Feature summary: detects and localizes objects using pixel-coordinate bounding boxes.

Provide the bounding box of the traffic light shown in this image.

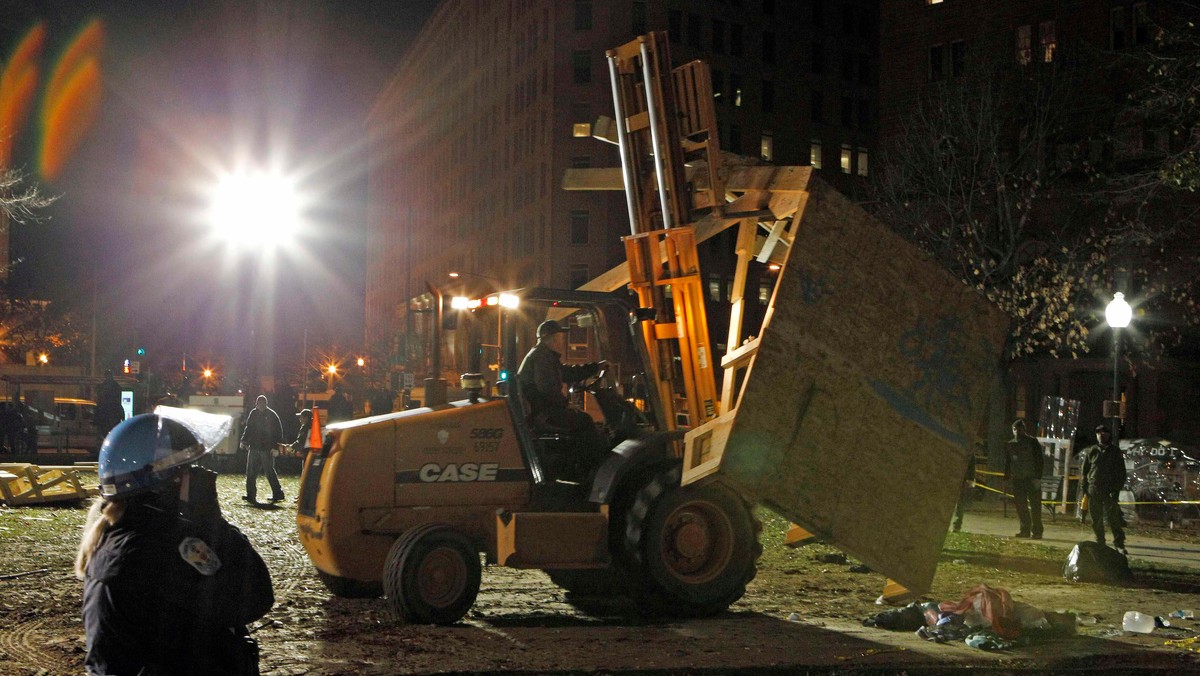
[123,359,131,374]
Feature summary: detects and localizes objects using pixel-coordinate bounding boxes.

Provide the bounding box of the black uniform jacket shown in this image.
[82,503,274,675]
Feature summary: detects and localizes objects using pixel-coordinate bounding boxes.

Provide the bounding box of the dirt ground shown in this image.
[2,473,1200,675]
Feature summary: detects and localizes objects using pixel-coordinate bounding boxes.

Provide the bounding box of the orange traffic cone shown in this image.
[307,406,323,449]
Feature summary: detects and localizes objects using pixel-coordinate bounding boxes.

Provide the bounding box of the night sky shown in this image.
[0,0,440,383]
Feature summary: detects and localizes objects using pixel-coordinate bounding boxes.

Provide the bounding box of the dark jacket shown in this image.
[517,343,599,412]
[1080,442,1127,495]
[240,407,283,452]
[1004,434,1044,481]
[82,503,274,675]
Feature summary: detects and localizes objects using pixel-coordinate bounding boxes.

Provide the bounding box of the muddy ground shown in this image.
[2,473,1199,675]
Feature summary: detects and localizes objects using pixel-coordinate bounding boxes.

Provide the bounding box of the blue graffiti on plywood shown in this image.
[869,315,977,446]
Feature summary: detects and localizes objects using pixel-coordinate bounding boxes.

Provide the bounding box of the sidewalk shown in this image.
[958,506,1200,570]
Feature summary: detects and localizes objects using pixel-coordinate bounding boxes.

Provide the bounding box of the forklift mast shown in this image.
[605,32,723,437]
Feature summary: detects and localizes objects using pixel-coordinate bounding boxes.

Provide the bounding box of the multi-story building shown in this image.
[364,0,879,380]
[878,0,1200,446]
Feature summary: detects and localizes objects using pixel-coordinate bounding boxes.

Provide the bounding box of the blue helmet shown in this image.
[98,413,207,498]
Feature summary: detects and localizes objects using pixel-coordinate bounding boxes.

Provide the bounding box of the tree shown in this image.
[870,38,1194,360]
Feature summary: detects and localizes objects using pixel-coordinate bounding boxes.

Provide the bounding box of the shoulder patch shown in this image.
[178,536,222,576]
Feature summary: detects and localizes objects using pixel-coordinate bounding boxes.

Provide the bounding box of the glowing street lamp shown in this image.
[326,363,338,391]
[1105,292,1132,438]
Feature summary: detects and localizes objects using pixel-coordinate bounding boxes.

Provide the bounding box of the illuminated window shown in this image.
[810,139,823,169]
[758,282,771,304]
[1016,25,1032,65]
[840,144,852,174]
[927,0,944,4]
[731,72,743,107]
[856,147,869,176]
[708,274,722,302]
[1040,20,1056,63]
[761,132,774,162]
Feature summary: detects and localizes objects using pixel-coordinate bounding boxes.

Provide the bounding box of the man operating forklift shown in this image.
[517,320,609,475]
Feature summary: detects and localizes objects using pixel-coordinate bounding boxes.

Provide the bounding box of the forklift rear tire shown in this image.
[626,466,760,617]
[383,523,481,625]
[316,569,383,599]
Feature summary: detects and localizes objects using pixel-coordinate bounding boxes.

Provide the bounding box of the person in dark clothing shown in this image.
[517,320,609,472]
[1,400,21,452]
[291,408,314,454]
[239,395,285,504]
[95,369,126,441]
[1079,423,1128,554]
[1004,419,1045,539]
[518,321,604,430]
[326,389,353,423]
[76,409,273,676]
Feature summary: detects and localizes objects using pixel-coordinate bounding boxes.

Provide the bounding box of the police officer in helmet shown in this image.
[76,407,274,675]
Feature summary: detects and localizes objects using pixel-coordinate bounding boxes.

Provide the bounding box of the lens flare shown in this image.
[0,22,47,168]
[39,18,104,181]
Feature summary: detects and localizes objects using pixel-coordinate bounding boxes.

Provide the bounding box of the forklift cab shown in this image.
[477,288,661,481]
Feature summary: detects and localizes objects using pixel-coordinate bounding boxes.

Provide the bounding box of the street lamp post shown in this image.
[1105,292,1132,439]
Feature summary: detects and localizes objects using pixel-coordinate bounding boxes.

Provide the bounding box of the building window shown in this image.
[840,144,852,174]
[951,40,966,77]
[758,282,771,304]
[811,44,824,74]
[762,31,776,63]
[857,99,870,130]
[929,44,944,81]
[713,20,726,53]
[1016,25,1032,65]
[811,91,824,123]
[572,51,591,84]
[840,96,853,127]
[761,79,775,112]
[731,24,744,57]
[1039,20,1056,63]
[1111,7,1127,49]
[856,147,869,176]
[927,0,944,4]
[730,72,743,107]
[574,0,592,30]
[669,9,682,40]
[569,264,589,289]
[707,274,722,302]
[570,210,589,244]
[810,139,823,169]
[761,131,774,162]
[687,13,702,47]
[1133,3,1151,45]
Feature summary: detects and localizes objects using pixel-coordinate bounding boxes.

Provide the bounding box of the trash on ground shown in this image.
[1063,541,1133,583]
[863,584,1076,649]
[1165,636,1200,653]
[1169,609,1194,619]
[1122,611,1156,634]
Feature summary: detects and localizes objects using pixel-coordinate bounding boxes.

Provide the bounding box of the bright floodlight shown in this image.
[210,170,301,247]
[1106,292,1132,328]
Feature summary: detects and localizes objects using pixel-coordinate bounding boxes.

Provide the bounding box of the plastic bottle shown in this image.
[1122,611,1156,633]
[1170,609,1195,619]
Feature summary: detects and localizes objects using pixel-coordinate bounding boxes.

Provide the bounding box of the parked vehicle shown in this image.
[35,397,99,451]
